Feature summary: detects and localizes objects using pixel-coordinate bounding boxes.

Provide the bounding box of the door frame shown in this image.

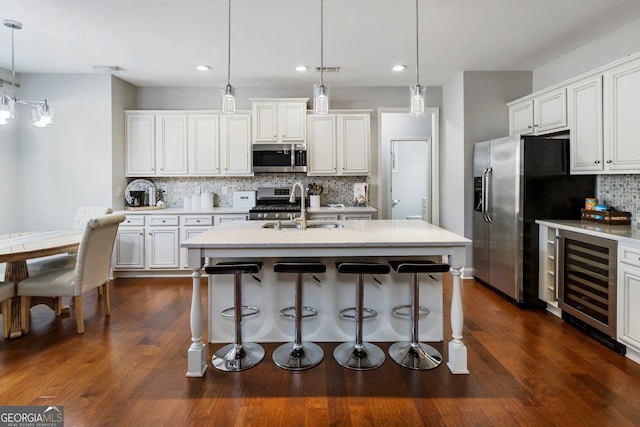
[377,107,440,224]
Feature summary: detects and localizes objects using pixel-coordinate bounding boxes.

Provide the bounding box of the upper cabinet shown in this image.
[251,98,308,144]
[307,113,370,176]
[508,88,567,136]
[568,75,604,173]
[125,111,252,177]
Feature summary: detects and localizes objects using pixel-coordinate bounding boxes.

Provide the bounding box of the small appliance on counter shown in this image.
[233,191,256,209]
[353,183,367,206]
[124,178,165,210]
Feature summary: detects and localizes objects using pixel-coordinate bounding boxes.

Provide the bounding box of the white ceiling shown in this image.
[2,0,640,88]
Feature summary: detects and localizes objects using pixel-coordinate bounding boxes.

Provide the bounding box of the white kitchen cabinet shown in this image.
[214,213,248,224]
[568,75,604,173]
[155,114,188,176]
[113,215,145,270]
[180,215,213,269]
[307,115,337,175]
[220,114,253,176]
[603,58,640,173]
[538,224,561,317]
[618,243,640,364]
[508,88,567,136]
[307,113,370,176]
[145,215,180,269]
[126,114,156,176]
[251,99,308,144]
[189,115,220,175]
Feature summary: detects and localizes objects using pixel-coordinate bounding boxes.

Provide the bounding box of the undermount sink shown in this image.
[261,220,346,230]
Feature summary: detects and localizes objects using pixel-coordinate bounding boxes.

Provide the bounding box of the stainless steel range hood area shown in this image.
[252,144,307,173]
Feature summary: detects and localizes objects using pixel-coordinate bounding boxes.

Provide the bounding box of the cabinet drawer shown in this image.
[619,244,640,268]
[122,215,145,226]
[147,215,180,226]
[183,215,214,226]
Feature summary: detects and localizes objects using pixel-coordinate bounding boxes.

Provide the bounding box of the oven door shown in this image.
[557,229,617,337]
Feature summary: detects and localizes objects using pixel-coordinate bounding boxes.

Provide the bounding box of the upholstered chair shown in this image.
[1,281,15,338]
[18,214,125,334]
[27,207,113,275]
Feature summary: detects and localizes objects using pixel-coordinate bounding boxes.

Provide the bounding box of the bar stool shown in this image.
[272,261,326,370]
[334,261,390,370]
[388,260,450,370]
[205,261,264,372]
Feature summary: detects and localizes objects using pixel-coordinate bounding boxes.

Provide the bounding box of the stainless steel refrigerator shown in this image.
[472,135,595,304]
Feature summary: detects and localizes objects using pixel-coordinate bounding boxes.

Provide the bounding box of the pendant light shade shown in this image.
[221,0,236,114]
[410,0,426,117]
[313,0,329,114]
[1,20,53,127]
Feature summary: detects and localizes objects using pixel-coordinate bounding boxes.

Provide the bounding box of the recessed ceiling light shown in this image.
[392,64,407,72]
[93,65,124,74]
[295,65,309,72]
[196,65,211,71]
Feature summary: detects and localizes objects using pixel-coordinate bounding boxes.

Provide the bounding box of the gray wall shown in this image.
[111,76,138,210]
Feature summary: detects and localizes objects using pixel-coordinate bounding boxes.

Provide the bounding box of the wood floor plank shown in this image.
[2,276,640,426]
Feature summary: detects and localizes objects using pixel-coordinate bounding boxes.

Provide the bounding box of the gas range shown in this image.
[248,187,305,220]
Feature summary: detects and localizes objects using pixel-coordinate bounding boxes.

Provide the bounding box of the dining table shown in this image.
[0,230,83,338]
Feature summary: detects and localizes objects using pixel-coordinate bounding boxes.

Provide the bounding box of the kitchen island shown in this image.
[182,219,471,376]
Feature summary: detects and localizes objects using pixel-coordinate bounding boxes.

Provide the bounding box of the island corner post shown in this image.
[182,220,470,377]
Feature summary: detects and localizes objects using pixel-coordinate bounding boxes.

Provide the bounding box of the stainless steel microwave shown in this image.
[252,144,307,173]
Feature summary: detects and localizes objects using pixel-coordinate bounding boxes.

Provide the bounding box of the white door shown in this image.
[391,139,431,220]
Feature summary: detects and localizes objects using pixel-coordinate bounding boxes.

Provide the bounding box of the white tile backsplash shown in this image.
[143,175,370,208]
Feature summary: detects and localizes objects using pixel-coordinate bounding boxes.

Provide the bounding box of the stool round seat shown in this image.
[334,261,390,370]
[205,262,264,372]
[388,260,450,370]
[272,261,326,371]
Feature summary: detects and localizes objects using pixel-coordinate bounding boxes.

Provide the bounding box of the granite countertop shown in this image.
[536,219,640,245]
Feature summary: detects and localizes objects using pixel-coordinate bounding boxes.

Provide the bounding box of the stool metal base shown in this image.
[389,341,442,370]
[212,342,265,372]
[333,341,385,370]
[272,342,324,371]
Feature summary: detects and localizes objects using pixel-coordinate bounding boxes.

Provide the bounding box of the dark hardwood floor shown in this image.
[1,274,639,426]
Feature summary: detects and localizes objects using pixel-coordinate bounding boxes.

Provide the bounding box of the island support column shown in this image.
[186,267,207,377]
[447,261,469,374]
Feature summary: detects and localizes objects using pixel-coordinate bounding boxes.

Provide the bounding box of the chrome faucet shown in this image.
[289,181,307,230]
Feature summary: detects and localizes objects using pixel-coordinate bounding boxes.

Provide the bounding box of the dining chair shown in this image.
[18,213,125,334]
[27,207,114,275]
[1,281,16,338]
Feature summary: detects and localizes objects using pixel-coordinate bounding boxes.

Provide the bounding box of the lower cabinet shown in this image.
[308,212,374,221]
[113,216,145,270]
[618,243,640,363]
[180,215,214,269]
[538,224,561,317]
[146,215,180,269]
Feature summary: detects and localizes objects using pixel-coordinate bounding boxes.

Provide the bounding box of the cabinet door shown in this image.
[509,100,534,135]
[189,115,220,175]
[280,102,306,142]
[252,102,278,142]
[338,114,370,175]
[605,60,640,172]
[535,89,567,134]
[180,226,211,268]
[618,264,640,349]
[126,114,156,176]
[221,115,253,176]
[568,75,604,173]
[113,227,145,269]
[307,115,337,175]
[156,114,188,176]
[146,226,180,269]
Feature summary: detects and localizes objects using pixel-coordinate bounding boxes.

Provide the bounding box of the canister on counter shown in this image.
[585,198,598,210]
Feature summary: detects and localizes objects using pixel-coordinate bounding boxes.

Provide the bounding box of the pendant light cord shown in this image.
[11,25,17,99]
[320,0,324,87]
[227,0,232,86]
[415,0,420,87]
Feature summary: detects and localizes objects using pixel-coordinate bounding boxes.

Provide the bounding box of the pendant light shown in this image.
[0,20,53,127]
[313,0,329,114]
[410,0,425,117]
[221,0,236,114]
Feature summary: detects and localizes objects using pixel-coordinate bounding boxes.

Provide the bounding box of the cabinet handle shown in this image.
[527,125,532,129]
[196,220,200,223]
[162,220,166,223]
[594,160,600,164]
[534,124,539,127]
[606,160,612,164]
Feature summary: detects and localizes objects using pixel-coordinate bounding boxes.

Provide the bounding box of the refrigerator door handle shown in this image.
[481,168,488,222]
[484,167,493,223]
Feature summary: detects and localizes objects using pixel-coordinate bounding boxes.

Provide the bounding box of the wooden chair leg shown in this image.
[55,297,63,316]
[103,284,111,316]
[97,287,103,296]
[75,295,84,334]
[20,296,30,334]
[2,300,11,339]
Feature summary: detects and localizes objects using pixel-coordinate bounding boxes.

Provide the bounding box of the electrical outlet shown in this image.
[117,186,123,197]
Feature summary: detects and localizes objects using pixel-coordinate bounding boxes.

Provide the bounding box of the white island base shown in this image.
[182,219,471,376]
